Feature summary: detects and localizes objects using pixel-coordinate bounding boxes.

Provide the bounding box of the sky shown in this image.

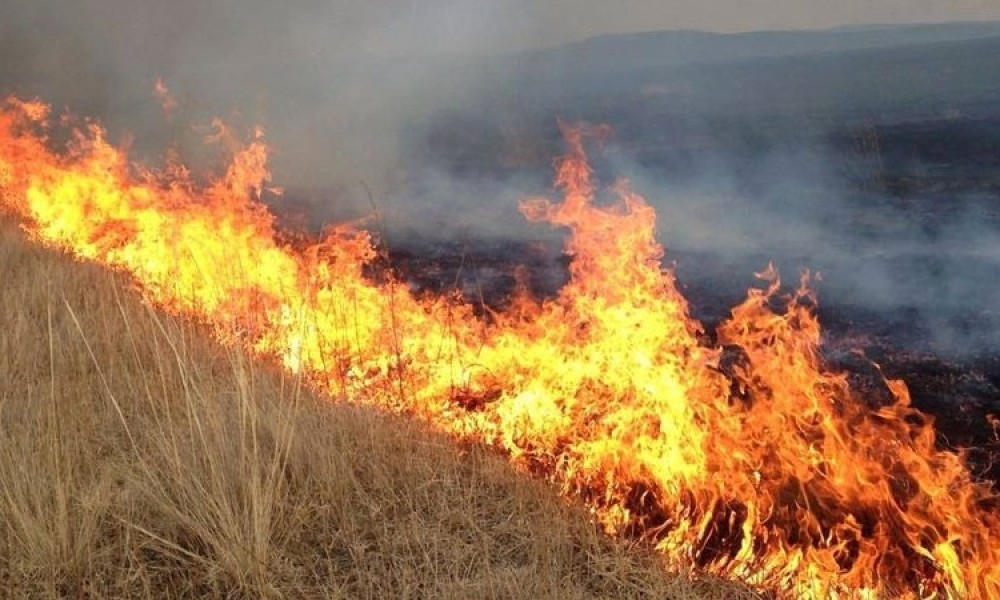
[8,0,1000,64]
[250,0,1000,57]
[218,0,1000,58]
[515,1,1000,48]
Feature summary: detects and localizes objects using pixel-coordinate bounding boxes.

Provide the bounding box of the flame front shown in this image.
[2,99,998,598]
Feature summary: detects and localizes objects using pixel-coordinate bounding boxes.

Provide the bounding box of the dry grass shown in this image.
[0,219,758,599]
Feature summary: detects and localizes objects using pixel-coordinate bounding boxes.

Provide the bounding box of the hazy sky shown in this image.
[347,0,1000,56]
[517,1,1000,45]
[282,0,1000,57]
[7,1,1000,67]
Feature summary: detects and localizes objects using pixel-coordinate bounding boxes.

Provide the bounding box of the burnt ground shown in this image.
[274,109,1000,491]
[389,108,1000,489]
[382,237,1000,489]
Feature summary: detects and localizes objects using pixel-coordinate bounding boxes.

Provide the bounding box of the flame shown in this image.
[153,78,178,120]
[2,98,999,599]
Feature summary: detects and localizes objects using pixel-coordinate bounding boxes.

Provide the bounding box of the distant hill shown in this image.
[478,25,1000,127]
[517,22,1000,71]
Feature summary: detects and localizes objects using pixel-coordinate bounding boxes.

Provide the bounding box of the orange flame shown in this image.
[2,98,998,598]
[153,78,178,120]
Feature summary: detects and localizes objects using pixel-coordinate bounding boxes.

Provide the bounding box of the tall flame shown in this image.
[2,98,998,598]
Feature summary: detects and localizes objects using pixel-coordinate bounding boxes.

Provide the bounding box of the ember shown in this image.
[2,97,998,598]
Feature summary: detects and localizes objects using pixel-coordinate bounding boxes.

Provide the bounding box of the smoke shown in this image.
[4,4,1000,358]
[596,133,1000,359]
[386,25,1000,360]
[0,0,536,212]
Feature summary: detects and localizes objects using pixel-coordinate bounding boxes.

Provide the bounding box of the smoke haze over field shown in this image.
[4,2,1000,357]
[4,0,1000,192]
[0,0,529,197]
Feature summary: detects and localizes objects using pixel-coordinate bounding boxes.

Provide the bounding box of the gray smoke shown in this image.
[0,0,532,210]
[4,3,1000,358]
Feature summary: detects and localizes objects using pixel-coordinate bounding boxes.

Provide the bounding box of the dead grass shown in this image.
[0,219,758,599]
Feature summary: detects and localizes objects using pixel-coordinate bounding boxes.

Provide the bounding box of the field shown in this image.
[4,22,1000,598]
[0,219,756,598]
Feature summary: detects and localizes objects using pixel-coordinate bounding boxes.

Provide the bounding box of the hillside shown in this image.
[514,21,1000,73]
[0,218,756,598]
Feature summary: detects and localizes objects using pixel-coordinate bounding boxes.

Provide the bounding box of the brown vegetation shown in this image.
[0,219,757,599]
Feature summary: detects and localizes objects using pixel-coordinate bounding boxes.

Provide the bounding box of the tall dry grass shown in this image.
[0,219,758,599]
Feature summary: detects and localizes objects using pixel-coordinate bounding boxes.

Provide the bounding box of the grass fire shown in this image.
[2,95,998,599]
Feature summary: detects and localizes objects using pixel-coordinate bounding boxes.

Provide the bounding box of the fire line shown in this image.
[1,97,997,599]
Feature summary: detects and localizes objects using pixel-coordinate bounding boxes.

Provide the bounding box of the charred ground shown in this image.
[370,107,1000,495]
